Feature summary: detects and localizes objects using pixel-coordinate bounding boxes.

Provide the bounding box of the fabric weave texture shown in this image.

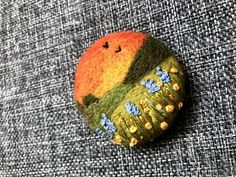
[0,0,235,176]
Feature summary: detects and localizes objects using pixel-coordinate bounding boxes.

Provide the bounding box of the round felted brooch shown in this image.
[74,31,185,147]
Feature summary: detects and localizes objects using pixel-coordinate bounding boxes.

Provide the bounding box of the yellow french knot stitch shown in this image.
[129,138,138,147]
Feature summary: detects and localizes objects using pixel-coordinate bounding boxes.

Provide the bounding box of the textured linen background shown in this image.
[0,0,235,176]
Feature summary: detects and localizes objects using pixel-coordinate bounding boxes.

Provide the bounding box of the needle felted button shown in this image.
[74,31,185,147]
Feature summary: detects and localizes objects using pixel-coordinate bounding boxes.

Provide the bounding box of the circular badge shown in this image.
[74,31,185,147]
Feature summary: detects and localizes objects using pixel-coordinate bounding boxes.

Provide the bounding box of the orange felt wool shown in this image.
[74,31,147,105]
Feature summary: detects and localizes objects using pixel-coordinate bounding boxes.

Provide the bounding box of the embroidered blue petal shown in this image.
[149,85,160,93]
[149,88,156,94]
[160,72,170,83]
[95,128,113,140]
[156,71,163,76]
[100,113,116,134]
[107,123,116,134]
[101,117,107,126]
[101,113,107,118]
[141,79,160,94]
[95,128,106,138]
[140,80,146,85]
[156,66,171,83]
[146,81,152,88]
[125,102,141,116]
[156,66,161,71]
[125,103,132,114]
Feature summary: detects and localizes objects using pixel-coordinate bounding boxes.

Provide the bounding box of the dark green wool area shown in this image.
[83,93,99,107]
[123,36,173,84]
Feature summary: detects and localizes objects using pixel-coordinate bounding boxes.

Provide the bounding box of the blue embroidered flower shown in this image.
[95,128,109,138]
[156,66,170,83]
[160,72,170,83]
[140,80,160,93]
[100,113,116,134]
[125,102,141,116]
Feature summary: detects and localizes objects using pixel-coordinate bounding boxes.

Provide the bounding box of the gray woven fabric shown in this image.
[0,0,235,176]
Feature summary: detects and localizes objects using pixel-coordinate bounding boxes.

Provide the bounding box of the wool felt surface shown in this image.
[74,31,186,147]
[0,0,235,176]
